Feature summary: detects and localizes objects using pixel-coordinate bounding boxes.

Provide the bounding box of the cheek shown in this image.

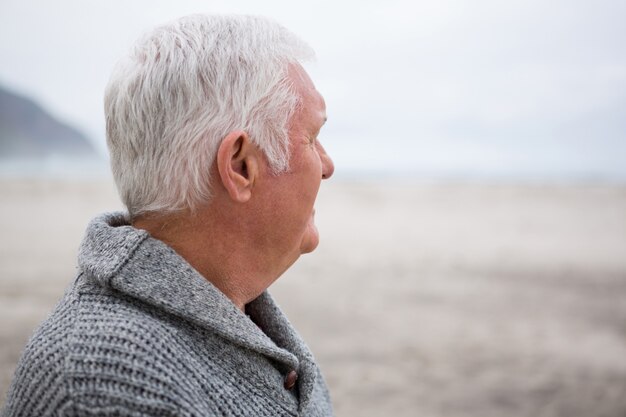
[300,176,322,209]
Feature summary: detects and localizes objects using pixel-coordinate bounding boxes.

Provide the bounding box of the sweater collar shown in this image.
[77,212,317,389]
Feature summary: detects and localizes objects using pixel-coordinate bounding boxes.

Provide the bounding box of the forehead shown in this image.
[288,64,326,123]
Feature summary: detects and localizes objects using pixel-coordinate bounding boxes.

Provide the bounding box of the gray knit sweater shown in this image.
[2,212,333,416]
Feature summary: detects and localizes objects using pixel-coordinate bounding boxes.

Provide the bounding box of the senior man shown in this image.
[3,15,334,417]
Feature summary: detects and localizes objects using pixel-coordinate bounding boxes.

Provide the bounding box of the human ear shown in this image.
[216,130,259,203]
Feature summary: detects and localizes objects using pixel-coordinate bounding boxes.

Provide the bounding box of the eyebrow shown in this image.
[319,117,327,133]
[312,117,326,136]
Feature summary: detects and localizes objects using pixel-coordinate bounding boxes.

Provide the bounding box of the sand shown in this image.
[1,179,625,416]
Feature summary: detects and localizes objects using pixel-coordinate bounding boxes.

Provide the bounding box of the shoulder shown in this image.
[4,276,201,416]
[69,276,206,415]
[2,284,78,417]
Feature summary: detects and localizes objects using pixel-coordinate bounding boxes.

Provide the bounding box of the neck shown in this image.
[132,203,293,311]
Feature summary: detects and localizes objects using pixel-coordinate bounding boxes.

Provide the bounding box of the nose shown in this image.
[319,143,334,180]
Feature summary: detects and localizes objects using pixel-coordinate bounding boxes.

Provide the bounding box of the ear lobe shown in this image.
[216,130,258,203]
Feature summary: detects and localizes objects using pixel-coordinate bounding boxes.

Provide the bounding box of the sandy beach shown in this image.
[1,178,625,416]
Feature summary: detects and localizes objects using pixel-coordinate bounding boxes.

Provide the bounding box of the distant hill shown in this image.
[0,86,98,159]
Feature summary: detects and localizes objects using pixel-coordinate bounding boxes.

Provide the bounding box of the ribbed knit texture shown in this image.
[2,212,333,417]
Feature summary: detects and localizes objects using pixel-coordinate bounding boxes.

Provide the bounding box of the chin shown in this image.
[300,241,319,254]
[299,227,320,254]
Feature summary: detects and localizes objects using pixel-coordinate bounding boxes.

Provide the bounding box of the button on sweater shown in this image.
[2,212,334,417]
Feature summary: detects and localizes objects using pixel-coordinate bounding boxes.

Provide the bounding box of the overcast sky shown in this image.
[1,0,625,180]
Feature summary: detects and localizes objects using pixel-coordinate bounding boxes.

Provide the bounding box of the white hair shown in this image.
[105,14,314,218]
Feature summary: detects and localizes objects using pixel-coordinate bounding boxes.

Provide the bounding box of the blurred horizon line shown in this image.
[1,156,625,186]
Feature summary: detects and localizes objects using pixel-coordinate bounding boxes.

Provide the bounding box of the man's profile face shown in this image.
[263,64,334,259]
